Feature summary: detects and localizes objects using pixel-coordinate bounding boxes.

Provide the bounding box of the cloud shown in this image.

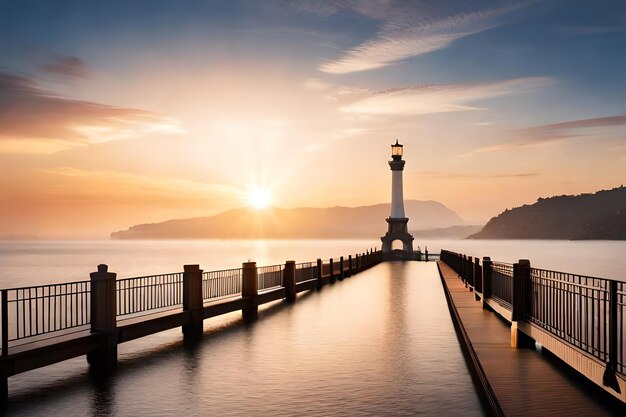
[468,114,626,155]
[0,73,185,153]
[523,115,626,138]
[39,55,90,78]
[339,77,550,115]
[302,77,332,91]
[317,1,530,74]
[415,171,539,179]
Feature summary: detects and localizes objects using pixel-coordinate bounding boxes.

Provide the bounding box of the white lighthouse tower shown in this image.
[381,140,414,259]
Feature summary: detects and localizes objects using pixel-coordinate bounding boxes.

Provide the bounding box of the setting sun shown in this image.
[247,188,272,209]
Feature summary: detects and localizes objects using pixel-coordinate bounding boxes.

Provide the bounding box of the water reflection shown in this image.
[6,262,485,416]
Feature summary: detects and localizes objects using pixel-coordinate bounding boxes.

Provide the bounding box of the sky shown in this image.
[0,0,625,238]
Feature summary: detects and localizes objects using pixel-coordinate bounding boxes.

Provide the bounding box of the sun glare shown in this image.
[248,188,272,209]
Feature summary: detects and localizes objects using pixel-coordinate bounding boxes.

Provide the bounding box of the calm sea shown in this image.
[0,239,624,416]
[0,239,624,288]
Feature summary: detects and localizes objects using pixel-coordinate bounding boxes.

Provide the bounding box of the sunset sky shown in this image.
[1,0,625,238]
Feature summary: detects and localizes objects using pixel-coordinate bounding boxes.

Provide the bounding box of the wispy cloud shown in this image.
[339,77,550,115]
[523,115,626,138]
[0,73,185,153]
[414,171,539,179]
[39,55,90,79]
[317,1,530,74]
[467,114,626,155]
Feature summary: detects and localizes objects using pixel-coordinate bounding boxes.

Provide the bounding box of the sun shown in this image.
[247,187,272,209]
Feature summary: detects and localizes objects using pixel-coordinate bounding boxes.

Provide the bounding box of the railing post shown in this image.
[283,261,296,303]
[316,259,323,289]
[425,247,429,262]
[461,255,467,288]
[182,264,203,342]
[459,253,463,275]
[467,256,474,291]
[242,261,258,321]
[511,259,530,347]
[603,280,621,392]
[473,258,482,300]
[329,258,335,282]
[1,289,7,402]
[339,256,345,280]
[482,257,492,302]
[347,255,353,277]
[87,264,117,373]
[1,290,7,357]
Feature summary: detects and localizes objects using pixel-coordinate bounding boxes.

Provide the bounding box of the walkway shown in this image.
[438,261,625,416]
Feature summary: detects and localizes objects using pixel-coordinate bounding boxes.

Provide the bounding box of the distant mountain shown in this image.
[411,225,483,239]
[111,200,463,239]
[469,186,626,240]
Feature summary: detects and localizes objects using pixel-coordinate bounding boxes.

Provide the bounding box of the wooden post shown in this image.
[316,258,323,289]
[603,281,621,392]
[511,259,530,347]
[474,257,482,293]
[461,255,467,288]
[182,264,203,342]
[242,261,258,321]
[347,255,353,277]
[482,257,492,301]
[0,290,6,402]
[87,264,117,373]
[329,258,335,282]
[467,256,474,290]
[339,256,345,280]
[283,261,296,303]
[425,247,429,262]
[1,290,7,357]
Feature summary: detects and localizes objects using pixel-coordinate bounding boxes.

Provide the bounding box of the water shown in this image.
[4,261,485,416]
[0,239,624,288]
[0,238,624,415]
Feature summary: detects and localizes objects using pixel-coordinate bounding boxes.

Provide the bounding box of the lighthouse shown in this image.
[381,140,414,259]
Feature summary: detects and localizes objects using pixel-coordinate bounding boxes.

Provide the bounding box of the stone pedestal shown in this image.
[381,218,414,260]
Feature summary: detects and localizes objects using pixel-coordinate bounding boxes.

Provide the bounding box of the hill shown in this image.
[111,200,463,239]
[469,186,626,240]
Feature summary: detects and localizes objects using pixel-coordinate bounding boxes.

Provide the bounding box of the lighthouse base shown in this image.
[381,218,415,260]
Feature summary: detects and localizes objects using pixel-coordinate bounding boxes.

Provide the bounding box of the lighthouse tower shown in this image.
[381,140,414,259]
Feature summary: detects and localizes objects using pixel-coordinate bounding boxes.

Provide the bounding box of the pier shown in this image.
[0,249,625,415]
[440,250,625,415]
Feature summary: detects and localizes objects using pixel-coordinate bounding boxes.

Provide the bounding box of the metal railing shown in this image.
[203,268,242,301]
[0,249,383,354]
[491,262,513,309]
[257,264,284,291]
[441,249,625,377]
[2,281,91,352]
[295,262,317,283]
[618,282,625,374]
[528,269,613,365]
[321,260,331,277]
[116,272,183,317]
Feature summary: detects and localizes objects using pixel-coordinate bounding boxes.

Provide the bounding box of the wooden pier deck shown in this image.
[438,261,625,417]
